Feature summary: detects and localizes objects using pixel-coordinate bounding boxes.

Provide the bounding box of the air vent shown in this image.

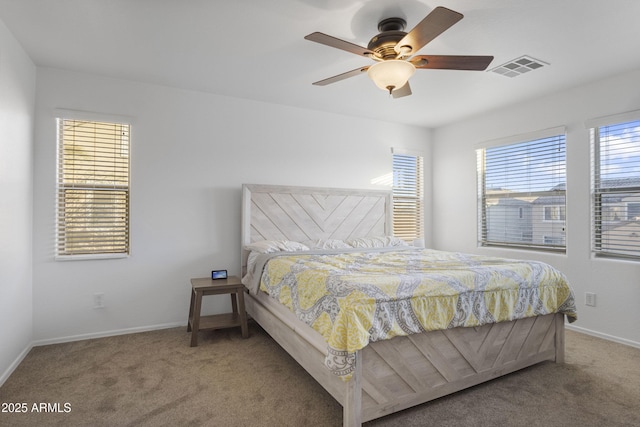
[490,55,548,78]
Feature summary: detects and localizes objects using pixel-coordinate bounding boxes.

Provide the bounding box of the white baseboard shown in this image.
[4,322,637,387]
[566,324,640,349]
[1,321,184,387]
[0,343,33,387]
[31,321,186,347]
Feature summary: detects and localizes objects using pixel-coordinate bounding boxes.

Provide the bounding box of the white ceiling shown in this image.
[1,0,639,128]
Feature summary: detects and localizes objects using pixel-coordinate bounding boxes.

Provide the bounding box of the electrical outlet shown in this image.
[93,293,105,309]
[585,292,596,307]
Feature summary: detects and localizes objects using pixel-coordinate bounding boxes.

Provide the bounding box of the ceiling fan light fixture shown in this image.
[367,60,415,94]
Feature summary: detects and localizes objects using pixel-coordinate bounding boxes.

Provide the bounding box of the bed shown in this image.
[240,183,577,426]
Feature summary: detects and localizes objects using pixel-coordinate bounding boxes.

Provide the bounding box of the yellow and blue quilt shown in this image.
[256,248,577,379]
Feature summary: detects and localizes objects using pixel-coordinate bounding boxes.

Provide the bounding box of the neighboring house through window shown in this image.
[476,127,566,251]
[56,116,130,259]
[588,111,640,260]
[392,151,424,243]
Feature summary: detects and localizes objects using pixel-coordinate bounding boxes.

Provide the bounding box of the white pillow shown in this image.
[303,239,352,250]
[244,240,309,284]
[246,251,261,277]
[244,240,309,254]
[346,235,408,248]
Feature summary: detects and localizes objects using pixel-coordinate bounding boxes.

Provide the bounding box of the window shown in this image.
[392,152,424,242]
[56,118,130,258]
[477,128,566,251]
[543,205,566,222]
[590,113,640,259]
[628,203,640,220]
[544,236,564,245]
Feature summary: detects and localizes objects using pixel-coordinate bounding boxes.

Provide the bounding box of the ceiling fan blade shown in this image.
[411,55,494,71]
[392,82,412,98]
[395,7,463,56]
[305,32,377,58]
[312,66,369,86]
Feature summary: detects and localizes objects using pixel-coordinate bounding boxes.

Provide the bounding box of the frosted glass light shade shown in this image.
[367,60,415,93]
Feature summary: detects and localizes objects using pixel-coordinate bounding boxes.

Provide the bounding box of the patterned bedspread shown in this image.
[251,248,577,380]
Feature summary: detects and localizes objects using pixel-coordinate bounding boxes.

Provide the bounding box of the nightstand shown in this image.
[187,276,249,347]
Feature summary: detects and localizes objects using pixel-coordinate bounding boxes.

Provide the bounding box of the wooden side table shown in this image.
[187,276,249,347]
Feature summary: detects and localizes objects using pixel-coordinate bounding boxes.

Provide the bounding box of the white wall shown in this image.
[31,68,431,343]
[0,20,36,383]
[432,68,640,347]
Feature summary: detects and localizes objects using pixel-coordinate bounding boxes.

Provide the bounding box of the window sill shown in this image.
[55,253,129,262]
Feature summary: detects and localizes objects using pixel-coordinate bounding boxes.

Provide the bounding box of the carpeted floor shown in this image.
[1,324,639,427]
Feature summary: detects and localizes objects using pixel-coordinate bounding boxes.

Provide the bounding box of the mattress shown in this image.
[245,247,577,379]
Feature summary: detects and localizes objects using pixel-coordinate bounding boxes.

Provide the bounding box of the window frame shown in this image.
[476,127,567,252]
[588,110,640,261]
[391,149,424,244]
[55,111,132,261]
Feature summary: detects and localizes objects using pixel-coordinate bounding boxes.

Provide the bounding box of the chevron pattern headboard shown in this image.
[241,184,392,274]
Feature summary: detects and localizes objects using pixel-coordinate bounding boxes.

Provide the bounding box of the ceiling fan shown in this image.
[304,6,494,98]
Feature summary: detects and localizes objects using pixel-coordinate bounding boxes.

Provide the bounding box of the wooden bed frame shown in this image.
[241,184,566,426]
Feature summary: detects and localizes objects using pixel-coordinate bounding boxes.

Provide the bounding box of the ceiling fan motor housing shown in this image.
[368,17,408,59]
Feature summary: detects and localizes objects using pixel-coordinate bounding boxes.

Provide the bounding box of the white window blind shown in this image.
[56,118,130,258]
[477,131,566,251]
[392,153,424,242]
[590,117,640,259]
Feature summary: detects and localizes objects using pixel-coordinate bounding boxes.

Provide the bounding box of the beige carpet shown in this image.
[1,324,639,427]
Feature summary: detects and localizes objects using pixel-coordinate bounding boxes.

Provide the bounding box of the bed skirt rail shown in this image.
[359,313,564,422]
[246,292,565,427]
